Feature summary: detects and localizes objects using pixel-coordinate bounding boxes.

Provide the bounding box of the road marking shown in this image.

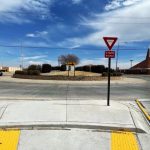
[0,130,20,150]
[136,99,150,121]
[111,131,140,150]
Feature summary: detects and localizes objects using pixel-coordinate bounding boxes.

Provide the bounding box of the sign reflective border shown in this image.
[105,51,115,58]
[103,37,118,50]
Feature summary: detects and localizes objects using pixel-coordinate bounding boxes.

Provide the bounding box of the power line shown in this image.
[0,44,147,51]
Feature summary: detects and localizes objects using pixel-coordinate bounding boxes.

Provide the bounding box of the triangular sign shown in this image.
[103,37,118,50]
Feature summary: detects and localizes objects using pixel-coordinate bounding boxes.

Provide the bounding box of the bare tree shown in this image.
[58,55,67,65]
[66,54,80,65]
[58,54,80,76]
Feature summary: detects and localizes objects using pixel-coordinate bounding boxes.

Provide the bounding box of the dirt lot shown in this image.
[41,71,101,77]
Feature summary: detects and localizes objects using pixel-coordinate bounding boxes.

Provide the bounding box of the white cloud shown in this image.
[23,55,58,66]
[105,0,141,11]
[0,0,53,23]
[67,0,150,47]
[0,1,23,11]
[27,60,57,65]
[28,60,43,65]
[26,31,48,38]
[80,58,108,66]
[0,0,52,12]
[24,55,48,60]
[123,0,141,6]
[72,0,82,4]
[26,34,37,38]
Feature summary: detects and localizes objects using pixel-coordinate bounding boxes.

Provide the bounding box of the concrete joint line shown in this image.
[127,104,143,150]
[65,83,70,122]
[0,104,9,120]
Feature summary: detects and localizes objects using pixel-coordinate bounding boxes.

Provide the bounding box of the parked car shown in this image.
[0,71,3,76]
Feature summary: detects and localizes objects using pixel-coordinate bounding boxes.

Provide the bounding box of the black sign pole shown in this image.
[107,57,111,106]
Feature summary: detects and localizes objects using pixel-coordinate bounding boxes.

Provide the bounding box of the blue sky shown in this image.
[0,0,150,69]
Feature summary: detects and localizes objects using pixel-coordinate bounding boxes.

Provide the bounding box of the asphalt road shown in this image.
[0,76,149,101]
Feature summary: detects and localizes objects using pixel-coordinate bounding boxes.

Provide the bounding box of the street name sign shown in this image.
[105,51,115,58]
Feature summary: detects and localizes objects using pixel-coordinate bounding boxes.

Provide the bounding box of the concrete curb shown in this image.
[0,76,146,85]
[0,123,146,133]
[135,99,150,121]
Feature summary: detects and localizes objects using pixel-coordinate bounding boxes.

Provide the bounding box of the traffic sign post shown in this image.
[103,37,118,106]
[107,58,111,106]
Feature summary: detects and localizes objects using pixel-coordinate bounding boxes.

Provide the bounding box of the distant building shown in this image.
[0,66,21,72]
[131,48,150,74]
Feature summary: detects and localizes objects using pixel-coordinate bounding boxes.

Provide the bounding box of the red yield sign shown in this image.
[103,37,118,50]
[105,50,115,58]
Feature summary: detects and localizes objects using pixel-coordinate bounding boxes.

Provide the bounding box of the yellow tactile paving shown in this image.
[111,131,140,150]
[0,130,20,150]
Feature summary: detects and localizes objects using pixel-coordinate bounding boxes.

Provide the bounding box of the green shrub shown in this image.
[28,65,42,72]
[117,72,122,76]
[112,72,117,76]
[27,70,40,76]
[102,72,108,77]
[15,70,25,75]
[42,64,51,73]
[15,70,40,76]
[60,65,66,71]
[51,66,61,70]
[102,72,122,77]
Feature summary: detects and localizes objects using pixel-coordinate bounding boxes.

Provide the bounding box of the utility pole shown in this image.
[116,42,119,72]
[130,60,133,68]
[20,42,24,70]
[116,41,128,72]
[58,57,61,67]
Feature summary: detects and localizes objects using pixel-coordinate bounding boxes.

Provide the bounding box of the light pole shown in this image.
[58,57,61,67]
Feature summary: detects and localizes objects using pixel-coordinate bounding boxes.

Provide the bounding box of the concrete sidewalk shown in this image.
[0,100,150,150]
[0,100,148,132]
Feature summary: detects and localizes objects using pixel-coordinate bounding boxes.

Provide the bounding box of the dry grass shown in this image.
[42,71,101,77]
